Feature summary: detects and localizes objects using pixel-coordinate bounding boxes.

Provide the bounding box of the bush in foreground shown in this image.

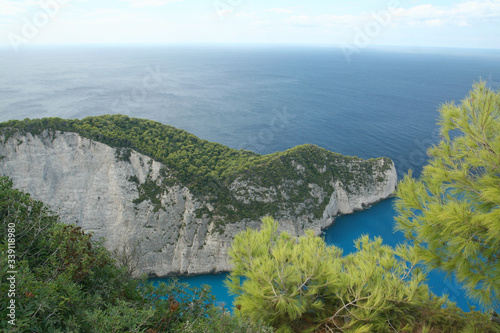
[226,216,498,333]
[0,176,270,332]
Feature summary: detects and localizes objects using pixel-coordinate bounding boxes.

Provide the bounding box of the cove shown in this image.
[150,198,482,312]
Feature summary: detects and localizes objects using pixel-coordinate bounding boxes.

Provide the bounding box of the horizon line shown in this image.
[1,41,500,51]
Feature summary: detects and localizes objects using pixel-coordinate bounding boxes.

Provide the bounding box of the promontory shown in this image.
[0,115,397,276]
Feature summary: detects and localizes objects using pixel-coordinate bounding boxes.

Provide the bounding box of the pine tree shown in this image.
[225,216,343,332]
[225,217,498,332]
[394,81,500,310]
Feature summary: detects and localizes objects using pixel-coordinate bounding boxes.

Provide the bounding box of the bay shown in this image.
[154,198,481,312]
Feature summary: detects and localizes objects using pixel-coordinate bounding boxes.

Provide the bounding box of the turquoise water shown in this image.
[323,198,481,312]
[152,198,482,312]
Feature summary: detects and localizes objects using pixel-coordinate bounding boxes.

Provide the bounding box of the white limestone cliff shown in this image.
[0,131,397,277]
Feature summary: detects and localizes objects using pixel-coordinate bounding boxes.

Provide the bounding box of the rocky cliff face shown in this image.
[0,131,397,277]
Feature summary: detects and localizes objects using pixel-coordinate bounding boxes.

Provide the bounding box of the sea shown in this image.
[1,44,499,312]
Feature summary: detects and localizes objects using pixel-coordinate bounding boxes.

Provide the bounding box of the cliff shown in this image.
[0,116,397,276]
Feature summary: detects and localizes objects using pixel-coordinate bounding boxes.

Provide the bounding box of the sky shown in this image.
[0,0,499,50]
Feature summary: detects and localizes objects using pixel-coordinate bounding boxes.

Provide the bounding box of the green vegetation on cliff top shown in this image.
[0,176,272,332]
[0,115,393,225]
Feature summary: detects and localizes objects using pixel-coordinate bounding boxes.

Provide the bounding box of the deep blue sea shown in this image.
[1,44,499,312]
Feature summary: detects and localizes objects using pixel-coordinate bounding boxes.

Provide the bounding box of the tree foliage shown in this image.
[225,216,497,332]
[394,82,500,310]
[0,114,392,226]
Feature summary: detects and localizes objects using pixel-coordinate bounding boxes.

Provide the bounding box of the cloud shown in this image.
[119,0,184,8]
[392,0,500,27]
[86,8,127,17]
[286,15,311,26]
[276,1,500,30]
[264,7,301,15]
[285,14,366,29]
[0,0,36,17]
